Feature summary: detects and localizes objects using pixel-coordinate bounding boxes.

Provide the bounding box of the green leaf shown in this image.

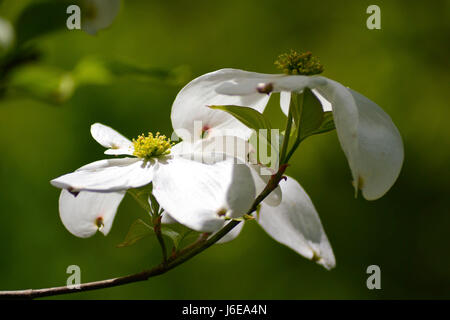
[15,1,72,45]
[283,89,336,162]
[106,60,191,85]
[160,226,183,249]
[71,57,114,87]
[311,112,335,135]
[117,218,183,249]
[117,219,154,248]
[164,223,201,249]
[298,88,325,139]
[72,57,191,87]
[289,92,302,134]
[287,89,336,142]
[126,188,152,215]
[208,105,272,131]
[8,64,75,104]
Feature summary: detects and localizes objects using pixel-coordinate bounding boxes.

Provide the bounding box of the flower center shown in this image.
[275,50,324,75]
[132,132,173,160]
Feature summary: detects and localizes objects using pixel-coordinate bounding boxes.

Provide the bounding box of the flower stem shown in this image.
[153,216,168,266]
[283,91,305,163]
[279,103,293,163]
[284,137,303,163]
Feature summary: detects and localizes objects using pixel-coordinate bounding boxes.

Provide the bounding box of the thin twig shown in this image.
[154,216,168,266]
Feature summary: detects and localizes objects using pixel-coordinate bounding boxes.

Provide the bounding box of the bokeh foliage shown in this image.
[0,0,449,299]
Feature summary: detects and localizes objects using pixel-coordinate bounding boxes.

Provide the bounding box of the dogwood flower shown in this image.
[169,50,403,269]
[172,52,404,201]
[51,123,256,237]
[81,0,121,35]
[187,135,335,269]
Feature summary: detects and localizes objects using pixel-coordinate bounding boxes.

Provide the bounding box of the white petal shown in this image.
[316,80,404,200]
[280,91,291,116]
[281,89,331,117]
[91,123,133,155]
[207,70,326,116]
[51,158,156,192]
[251,163,282,206]
[312,89,332,112]
[161,212,177,224]
[214,71,282,95]
[169,140,195,157]
[215,221,244,244]
[59,189,125,238]
[81,0,121,35]
[193,135,282,206]
[257,176,335,269]
[273,75,326,93]
[152,156,256,232]
[215,73,325,96]
[171,69,271,141]
[146,195,175,223]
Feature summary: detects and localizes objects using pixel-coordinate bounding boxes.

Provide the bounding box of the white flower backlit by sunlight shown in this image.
[172,67,404,201]
[51,123,256,237]
[184,135,335,269]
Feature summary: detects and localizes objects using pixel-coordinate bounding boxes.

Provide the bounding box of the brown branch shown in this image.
[153,216,168,266]
[0,165,288,299]
[0,265,166,299]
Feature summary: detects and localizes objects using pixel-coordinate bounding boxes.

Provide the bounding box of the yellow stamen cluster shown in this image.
[132,132,173,160]
[275,50,324,75]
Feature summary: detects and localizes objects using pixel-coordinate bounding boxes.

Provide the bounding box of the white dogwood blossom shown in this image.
[184,135,335,269]
[172,68,404,201]
[51,123,256,237]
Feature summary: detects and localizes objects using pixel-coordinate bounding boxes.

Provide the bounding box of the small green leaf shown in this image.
[8,64,75,104]
[15,1,72,45]
[311,112,335,135]
[165,223,201,250]
[283,89,336,162]
[118,218,183,249]
[73,57,190,86]
[71,57,114,87]
[289,92,302,133]
[298,88,325,139]
[117,219,154,248]
[127,189,152,215]
[160,226,183,249]
[208,105,272,131]
[287,89,336,143]
[106,60,191,84]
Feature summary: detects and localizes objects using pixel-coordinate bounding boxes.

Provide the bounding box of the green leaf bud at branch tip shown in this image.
[275,50,324,75]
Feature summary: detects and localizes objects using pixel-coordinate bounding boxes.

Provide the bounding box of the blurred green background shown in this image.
[0,0,449,299]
